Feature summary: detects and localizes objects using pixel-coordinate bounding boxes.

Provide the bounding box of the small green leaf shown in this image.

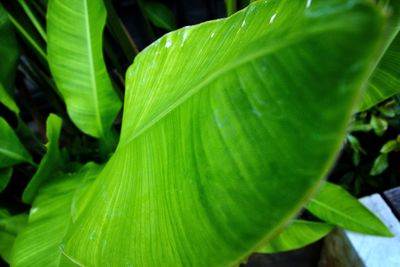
[370,153,389,176]
[0,211,28,263]
[0,168,13,192]
[307,182,392,236]
[22,114,62,204]
[370,115,388,136]
[0,117,32,168]
[142,1,176,31]
[47,0,122,138]
[11,164,101,267]
[380,139,398,153]
[258,220,333,253]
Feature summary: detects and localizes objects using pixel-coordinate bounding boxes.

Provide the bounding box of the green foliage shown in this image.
[47,0,122,138]
[0,0,399,266]
[306,182,392,236]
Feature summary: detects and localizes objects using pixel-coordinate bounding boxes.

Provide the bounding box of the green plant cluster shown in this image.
[0,0,400,266]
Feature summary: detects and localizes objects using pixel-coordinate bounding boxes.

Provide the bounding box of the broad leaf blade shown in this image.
[307,182,392,236]
[63,1,384,266]
[47,0,122,138]
[11,163,102,267]
[0,117,32,168]
[0,3,20,114]
[258,220,333,253]
[22,114,62,204]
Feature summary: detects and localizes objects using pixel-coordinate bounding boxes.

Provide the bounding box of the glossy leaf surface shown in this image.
[0,4,20,113]
[22,114,62,204]
[0,117,32,168]
[258,220,333,253]
[47,0,122,138]
[63,1,384,266]
[307,182,392,236]
[11,163,102,267]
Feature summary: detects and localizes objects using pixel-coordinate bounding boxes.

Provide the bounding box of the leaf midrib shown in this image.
[121,22,345,147]
[83,0,103,137]
[309,198,381,234]
[0,147,27,163]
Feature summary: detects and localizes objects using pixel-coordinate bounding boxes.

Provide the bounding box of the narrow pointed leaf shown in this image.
[22,114,62,204]
[0,210,28,263]
[0,117,32,168]
[361,0,400,110]
[0,4,20,113]
[307,182,392,236]
[11,163,102,267]
[0,168,13,192]
[258,220,333,253]
[47,0,122,138]
[62,1,385,266]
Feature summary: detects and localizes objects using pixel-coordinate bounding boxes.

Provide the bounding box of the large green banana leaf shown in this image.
[306,182,392,236]
[0,4,20,114]
[258,220,334,253]
[361,0,400,110]
[47,0,121,138]
[22,114,62,204]
[11,163,103,267]
[0,117,32,168]
[61,0,385,266]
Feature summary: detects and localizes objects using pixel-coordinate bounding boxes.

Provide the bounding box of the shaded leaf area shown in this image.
[0,168,13,193]
[0,3,20,114]
[307,182,392,236]
[361,0,400,110]
[0,209,28,264]
[258,220,333,254]
[22,114,62,204]
[11,163,103,267]
[142,1,176,31]
[0,117,32,168]
[47,0,122,138]
[62,1,384,266]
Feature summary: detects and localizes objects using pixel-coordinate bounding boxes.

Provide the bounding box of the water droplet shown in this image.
[269,13,277,24]
[306,0,312,8]
[210,32,215,38]
[181,32,188,47]
[241,20,247,27]
[165,39,172,48]
[31,207,39,214]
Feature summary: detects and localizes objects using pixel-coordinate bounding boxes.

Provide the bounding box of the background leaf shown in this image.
[47,0,122,138]
[0,210,28,263]
[62,1,385,266]
[0,117,32,168]
[142,1,176,31]
[11,164,102,267]
[22,114,62,204]
[258,220,333,253]
[0,168,13,193]
[0,4,20,113]
[306,182,392,236]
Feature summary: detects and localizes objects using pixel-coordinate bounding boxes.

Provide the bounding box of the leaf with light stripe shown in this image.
[258,220,333,253]
[63,0,385,266]
[0,168,13,192]
[47,0,122,138]
[306,182,392,236]
[0,117,32,168]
